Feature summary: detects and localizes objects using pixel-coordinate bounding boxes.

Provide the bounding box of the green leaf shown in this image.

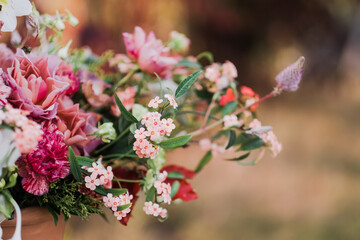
[175,70,202,98]
[114,93,138,123]
[46,205,59,226]
[237,149,265,166]
[117,203,132,211]
[68,147,82,182]
[225,130,236,150]
[158,135,192,149]
[5,173,18,189]
[0,193,14,219]
[146,187,156,202]
[167,171,184,179]
[175,59,202,69]
[196,51,214,63]
[221,101,238,118]
[94,186,128,196]
[170,180,180,198]
[76,156,94,167]
[129,123,137,134]
[226,152,250,161]
[237,135,264,151]
[195,151,212,173]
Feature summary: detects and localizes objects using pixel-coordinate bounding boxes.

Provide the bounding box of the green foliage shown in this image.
[39,178,104,223]
[222,101,238,117]
[195,151,212,173]
[175,59,202,69]
[170,181,180,198]
[68,147,83,182]
[175,70,203,98]
[114,94,138,123]
[0,192,14,219]
[158,135,192,149]
[167,171,185,179]
[225,130,237,150]
[226,152,250,161]
[235,133,265,151]
[146,187,156,202]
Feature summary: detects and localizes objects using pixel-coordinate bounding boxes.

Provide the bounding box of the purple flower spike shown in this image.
[275,56,305,92]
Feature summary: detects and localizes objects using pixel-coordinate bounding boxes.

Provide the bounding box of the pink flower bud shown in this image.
[275,56,305,92]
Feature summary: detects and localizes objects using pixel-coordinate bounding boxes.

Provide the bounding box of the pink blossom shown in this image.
[222,61,238,79]
[122,26,177,78]
[85,174,100,191]
[111,87,135,117]
[148,96,163,108]
[103,193,114,208]
[109,54,135,73]
[134,127,147,140]
[199,138,212,151]
[205,63,221,82]
[0,72,11,107]
[79,70,111,108]
[275,56,305,92]
[223,114,242,128]
[17,121,70,196]
[143,202,167,218]
[249,119,262,129]
[161,118,175,136]
[211,143,225,157]
[87,162,105,178]
[164,94,178,109]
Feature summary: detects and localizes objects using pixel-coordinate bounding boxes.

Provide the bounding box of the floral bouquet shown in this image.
[0,2,304,239]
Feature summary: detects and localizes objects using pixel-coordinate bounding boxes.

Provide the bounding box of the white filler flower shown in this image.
[0,0,32,32]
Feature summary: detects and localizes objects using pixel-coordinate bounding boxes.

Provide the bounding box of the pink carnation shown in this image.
[2,49,73,119]
[122,26,177,78]
[17,121,70,196]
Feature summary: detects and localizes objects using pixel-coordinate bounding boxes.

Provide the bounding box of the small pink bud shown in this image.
[275,56,305,92]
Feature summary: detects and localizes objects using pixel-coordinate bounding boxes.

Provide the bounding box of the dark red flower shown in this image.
[162,165,198,202]
[112,167,142,226]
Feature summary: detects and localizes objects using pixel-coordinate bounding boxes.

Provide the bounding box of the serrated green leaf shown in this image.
[167,171,184,179]
[175,70,202,98]
[114,93,138,123]
[117,203,132,211]
[170,180,180,198]
[146,187,156,202]
[195,151,212,173]
[158,135,192,149]
[225,130,236,150]
[68,147,82,182]
[221,101,238,117]
[226,152,250,161]
[76,156,94,167]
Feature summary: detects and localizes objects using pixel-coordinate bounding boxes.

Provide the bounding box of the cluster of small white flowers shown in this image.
[223,114,244,128]
[148,96,163,109]
[204,61,237,90]
[103,192,133,220]
[199,138,225,157]
[133,108,176,159]
[84,162,114,190]
[249,119,282,157]
[164,94,178,109]
[154,171,172,204]
[143,201,167,218]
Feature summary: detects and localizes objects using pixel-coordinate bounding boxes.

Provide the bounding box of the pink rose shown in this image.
[57,96,102,155]
[122,26,177,78]
[111,87,135,117]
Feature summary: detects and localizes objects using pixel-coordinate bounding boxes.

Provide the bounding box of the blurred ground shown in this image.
[14,0,360,239]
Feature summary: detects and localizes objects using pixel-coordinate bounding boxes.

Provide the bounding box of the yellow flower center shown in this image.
[0,0,8,5]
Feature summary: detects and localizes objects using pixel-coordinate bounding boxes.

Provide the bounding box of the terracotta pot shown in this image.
[1,207,65,240]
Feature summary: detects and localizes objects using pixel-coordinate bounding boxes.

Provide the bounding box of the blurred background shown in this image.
[8,0,360,239]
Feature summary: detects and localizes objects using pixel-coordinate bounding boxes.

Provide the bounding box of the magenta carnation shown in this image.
[17,121,70,196]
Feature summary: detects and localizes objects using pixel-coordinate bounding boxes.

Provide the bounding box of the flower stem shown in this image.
[94,126,131,154]
[114,67,139,90]
[114,176,142,183]
[189,90,277,138]
[200,96,216,129]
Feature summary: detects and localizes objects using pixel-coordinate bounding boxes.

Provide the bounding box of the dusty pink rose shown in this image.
[56,62,80,96]
[17,121,70,196]
[79,70,111,108]
[3,50,72,119]
[57,96,101,155]
[122,26,177,78]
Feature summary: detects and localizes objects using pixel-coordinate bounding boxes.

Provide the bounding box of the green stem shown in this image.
[94,126,131,154]
[114,67,139,90]
[189,90,276,138]
[114,176,142,183]
[177,110,220,121]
